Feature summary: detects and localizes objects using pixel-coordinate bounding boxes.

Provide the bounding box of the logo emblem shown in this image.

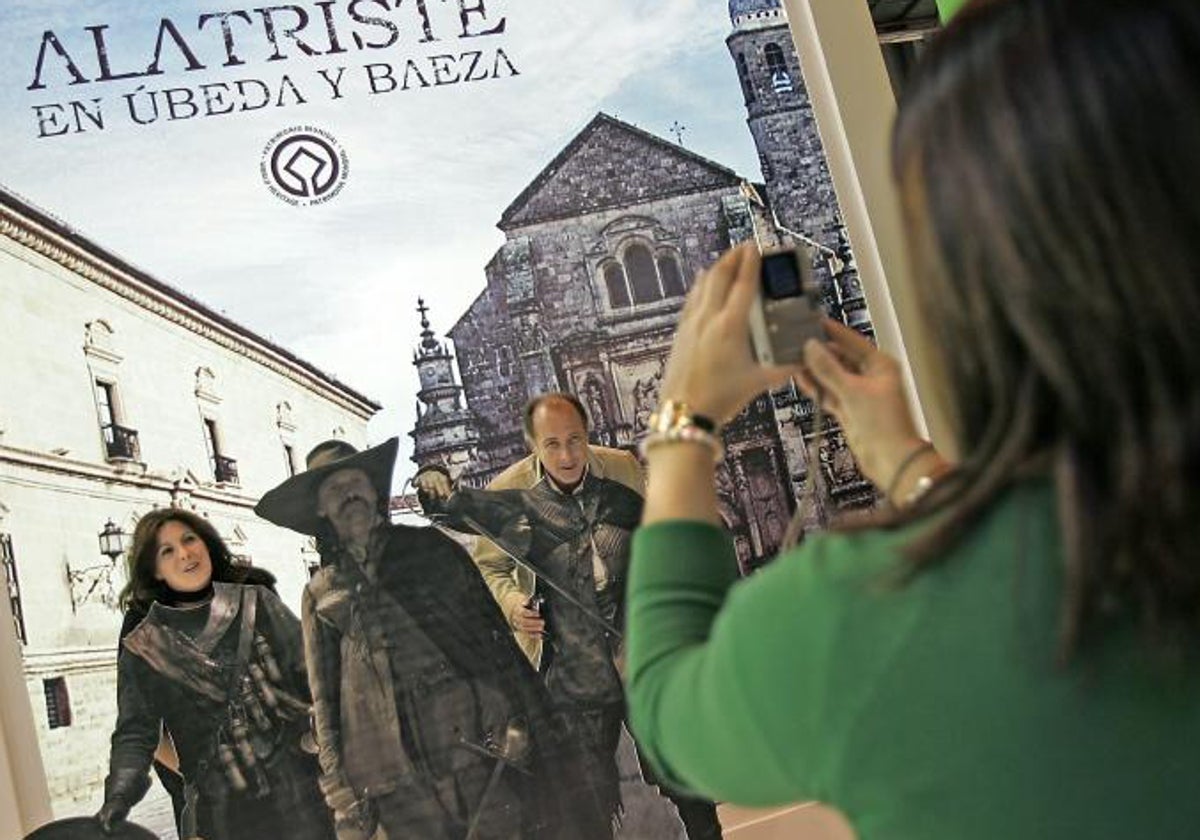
[261,127,349,206]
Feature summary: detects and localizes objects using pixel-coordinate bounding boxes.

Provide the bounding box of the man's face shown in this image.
[316,467,379,541]
[530,400,589,491]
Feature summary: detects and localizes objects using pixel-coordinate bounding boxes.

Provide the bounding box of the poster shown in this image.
[0,0,876,836]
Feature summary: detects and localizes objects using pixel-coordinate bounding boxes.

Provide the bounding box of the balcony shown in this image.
[102,424,141,461]
[213,454,240,485]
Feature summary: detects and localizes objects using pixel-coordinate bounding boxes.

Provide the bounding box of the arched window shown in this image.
[764,43,787,74]
[736,53,755,104]
[764,43,792,92]
[604,263,631,309]
[657,253,686,297]
[624,244,660,304]
[599,240,688,310]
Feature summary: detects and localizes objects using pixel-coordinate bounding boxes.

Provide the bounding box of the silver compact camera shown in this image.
[748,248,825,366]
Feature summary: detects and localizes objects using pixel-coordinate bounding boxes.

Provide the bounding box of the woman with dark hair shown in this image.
[97,508,335,840]
[114,512,279,834]
[626,0,1200,837]
[116,509,278,620]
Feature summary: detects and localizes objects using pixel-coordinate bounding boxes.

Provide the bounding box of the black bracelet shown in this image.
[885,441,935,503]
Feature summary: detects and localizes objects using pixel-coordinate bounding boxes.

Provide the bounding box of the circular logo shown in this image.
[260,126,349,206]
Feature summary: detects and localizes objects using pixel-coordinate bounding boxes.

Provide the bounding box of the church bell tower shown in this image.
[725,0,841,240]
[409,299,483,482]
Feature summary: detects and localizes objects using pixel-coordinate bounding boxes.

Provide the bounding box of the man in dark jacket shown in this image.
[255,437,607,840]
[415,394,723,840]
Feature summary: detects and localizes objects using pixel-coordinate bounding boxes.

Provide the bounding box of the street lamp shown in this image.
[67,519,125,612]
[98,519,126,562]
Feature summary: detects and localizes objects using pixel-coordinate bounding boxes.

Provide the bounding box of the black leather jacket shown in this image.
[105,583,334,840]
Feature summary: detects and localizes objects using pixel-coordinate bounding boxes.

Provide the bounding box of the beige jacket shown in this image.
[472,445,645,664]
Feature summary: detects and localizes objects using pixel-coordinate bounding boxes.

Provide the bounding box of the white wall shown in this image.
[0,214,376,817]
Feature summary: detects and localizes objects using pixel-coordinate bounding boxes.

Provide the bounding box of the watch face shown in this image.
[24,817,158,840]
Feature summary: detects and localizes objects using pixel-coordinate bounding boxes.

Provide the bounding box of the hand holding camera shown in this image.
[505,593,546,637]
[748,248,826,366]
[657,243,798,425]
[794,319,933,499]
[657,241,933,497]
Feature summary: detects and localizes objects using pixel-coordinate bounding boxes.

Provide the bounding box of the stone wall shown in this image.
[22,651,115,814]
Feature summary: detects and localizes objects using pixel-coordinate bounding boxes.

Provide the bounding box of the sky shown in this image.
[0,0,766,481]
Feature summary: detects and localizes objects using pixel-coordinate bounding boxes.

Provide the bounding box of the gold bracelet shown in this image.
[639,425,725,464]
[647,400,720,436]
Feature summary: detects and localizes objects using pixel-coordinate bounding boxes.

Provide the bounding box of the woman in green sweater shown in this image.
[626,0,1200,837]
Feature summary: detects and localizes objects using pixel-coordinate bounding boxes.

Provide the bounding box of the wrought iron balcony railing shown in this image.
[102,424,141,461]
[213,454,240,485]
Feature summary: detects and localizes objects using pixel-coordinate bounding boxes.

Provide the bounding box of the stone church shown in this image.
[410,0,875,570]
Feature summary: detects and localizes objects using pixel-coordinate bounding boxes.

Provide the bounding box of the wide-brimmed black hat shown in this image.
[254,437,398,536]
[24,817,156,840]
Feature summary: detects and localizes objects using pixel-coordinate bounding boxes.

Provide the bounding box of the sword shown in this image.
[456,513,623,640]
[463,722,530,840]
[400,476,624,639]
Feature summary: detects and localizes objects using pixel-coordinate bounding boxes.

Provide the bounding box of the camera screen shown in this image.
[761,252,804,300]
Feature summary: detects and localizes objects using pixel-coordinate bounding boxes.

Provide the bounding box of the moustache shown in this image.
[338,495,371,514]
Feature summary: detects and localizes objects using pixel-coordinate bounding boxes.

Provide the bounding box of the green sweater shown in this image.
[627,481,1199,839]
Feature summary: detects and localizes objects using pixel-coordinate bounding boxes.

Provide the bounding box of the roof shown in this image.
[497,112,742,230]
[0,185,381,416]
[729,0,781,22]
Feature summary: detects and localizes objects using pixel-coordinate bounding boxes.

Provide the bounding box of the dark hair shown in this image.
[522,392,590,444]
[118,508,275,612]
[885,0,1200,658]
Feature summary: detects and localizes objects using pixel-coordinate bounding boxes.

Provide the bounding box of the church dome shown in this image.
[729,0,782,25]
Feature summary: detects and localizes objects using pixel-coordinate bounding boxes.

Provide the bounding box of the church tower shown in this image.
[727,2,877,525]
[726,0,841,243]
[409,299,485,483]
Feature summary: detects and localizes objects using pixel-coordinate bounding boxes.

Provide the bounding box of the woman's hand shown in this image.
[95,800,128,835]
[795,319,936,495]
[659,243,795,424]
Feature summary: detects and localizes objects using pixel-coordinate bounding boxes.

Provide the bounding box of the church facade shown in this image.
[410,0,876,569]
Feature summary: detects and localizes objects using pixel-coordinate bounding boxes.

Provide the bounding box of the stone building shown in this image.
[0,186,379,818]
[723,0,878,527]
[409,0,877,570]
[729,0,841,244]
[409,299,486,487]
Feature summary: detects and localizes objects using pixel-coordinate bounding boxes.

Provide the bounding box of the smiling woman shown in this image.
[151,520,214,594]
[98,509,336,840]
[118,509,260,614]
